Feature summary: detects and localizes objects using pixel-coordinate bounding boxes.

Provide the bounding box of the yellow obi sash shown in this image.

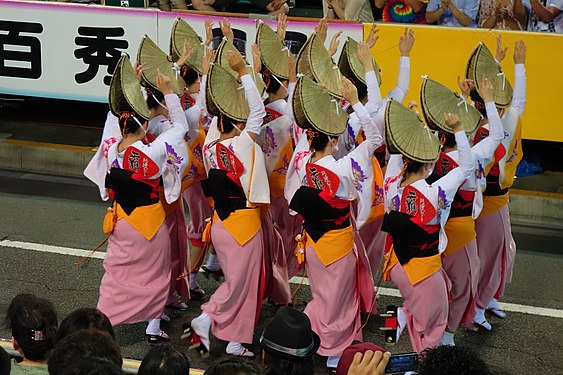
[443,216,476,256]
[383,247,442,286]
[480,193,509,218]
[213,207,261,246]
[305,225,355,267]
[115,202,166,241]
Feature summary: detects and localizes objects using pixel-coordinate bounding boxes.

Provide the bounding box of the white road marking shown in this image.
[2,239,563,320]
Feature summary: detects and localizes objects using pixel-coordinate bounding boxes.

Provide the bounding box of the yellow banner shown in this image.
[363,23,563,142]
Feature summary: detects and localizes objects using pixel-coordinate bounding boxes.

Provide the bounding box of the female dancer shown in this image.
[187,50,269,357]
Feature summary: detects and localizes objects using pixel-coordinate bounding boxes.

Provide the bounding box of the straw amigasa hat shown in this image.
[297,33,343,99]
[215,39,266,95]
[256,21,289,80]
[292,75,348,136]
[385,99,440,163]
[466,42,513,108]
[338,37,382,87]
[170,16,205,75]
[137,35,185,95]
[420,77,482,134]
[206,62,253,122]
[109,54,150,120]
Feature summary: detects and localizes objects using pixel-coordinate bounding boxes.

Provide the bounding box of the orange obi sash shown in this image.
[108,202,166,241]
[304,225,355,267]
[213,207,261,246]
[383,247,442,286]
[443,216,476,256]
[479,194,509,218]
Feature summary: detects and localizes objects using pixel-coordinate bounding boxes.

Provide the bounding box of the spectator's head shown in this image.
[57,308,115,342]
[0,346,11,375]
[335,342,387,375]
[259,307,319,375]
[418,345,492,375]
[48,329,122,375]
[57,357,124,375]
[204,357,263,375]
[137,344,191,375]
[5,293,58,363]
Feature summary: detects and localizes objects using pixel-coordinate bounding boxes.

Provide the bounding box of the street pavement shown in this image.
[0,169,562,374]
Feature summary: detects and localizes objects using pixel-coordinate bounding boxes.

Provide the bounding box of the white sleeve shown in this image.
[454,130,474,180]
[365,70,383,107]
[385,154,404,179]
[241,74,266,136]
[352,102,382,153]
[284,81,296,122]
[510,64,526,117]
[199,75,209,117]
[387,57,410,103]
[471,102,503,161]
[164,94,188,130]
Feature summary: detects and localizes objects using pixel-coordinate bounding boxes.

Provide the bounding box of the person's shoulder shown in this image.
[10,361,49,375]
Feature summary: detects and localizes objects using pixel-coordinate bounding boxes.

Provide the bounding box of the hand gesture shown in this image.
[315,18,328,43]
[204,19,214,46]
[328,30,342,57]
[276,13,288,40]
[270,0,287,11]
[156,68,172,95]
[227,50,247,76]
[341,76,359,105]
[219,18,234,43]
[365,24,379,49]
[513,39,526,64]
[398,28,415,57]
[495,35,508,62]
[202,47,216,76]
[288,54,297,83]
[133,62,146,83]
[346,350,391,375]
[251,43,262,73]
[444,113,463,132]
[357,42,373,72]
[441,0,452,8]
[478,77,494,103]
[457,76,474,97]
[176,39,194,67]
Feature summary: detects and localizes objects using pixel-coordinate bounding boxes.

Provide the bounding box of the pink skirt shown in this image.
[183,182,213,248]
[304,245,362,357]
[441,238,480,331]
[270,195,303,278]
[474,204,516,309]
[261,210,291,305]
[201,217,264,344]
[390,263,449,353]
[166,203,190,301]
[359,217,385,279]
[98,218,171,326]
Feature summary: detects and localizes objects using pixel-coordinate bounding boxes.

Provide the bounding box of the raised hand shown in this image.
[227,50,247,76]
[328,30,342,57]
[365,24,379,49]
[346,350,391,375]
[357,42,373,71]
[251,43,262,73]
[457,76,474,98]
[444,113,463,132]
[219,18,234,43]
[341,76,359,106]
[276,13,288,40]
[495,35,508,62]
[176,39,194,67]
[156,68,172,95]
[398,28,415,57]
[133,62,146,83]
[513,39,526,64]
[204,19,214,47]
[478,77,494,103]
[202,47,216,76]
[315,18,328,43]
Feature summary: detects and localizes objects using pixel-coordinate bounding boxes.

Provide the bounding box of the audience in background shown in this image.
[56,308,115,342]
[56,357,124,375]
[528,0,563,32]
[426,0,480,26]
[204,357,263,375]
[137,344,191,375]
[5,294,58,375]
[478,0,529,29]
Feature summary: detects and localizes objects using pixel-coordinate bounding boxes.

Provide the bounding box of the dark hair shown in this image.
[58,357,124,375]
[57,308,115,342]
[137,344,191,375]
[0,346,11,375]
[48,329,122,375]
[146,88,165,110]
[307,130,338,152]
[5,293,58,362]
[264,352,314,375]
[218,113,241,134]
[418,346,492,375]
[439,131,457,148]
[403,156,427,175]
[263,68,288,95]
[118,112,145,135]
[469,89,487,118]
[181,65,199,86]
[204,357,263,375]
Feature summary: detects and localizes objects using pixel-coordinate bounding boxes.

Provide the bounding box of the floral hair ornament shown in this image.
[306,128,320,148]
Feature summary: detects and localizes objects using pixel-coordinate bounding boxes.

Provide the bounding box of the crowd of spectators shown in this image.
[1,293,506,375]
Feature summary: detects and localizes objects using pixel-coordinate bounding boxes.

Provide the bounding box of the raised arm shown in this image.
[510,40,527,117]
[388,28,414,102]
[283,54,297,122]
[358,41,383,107]
[471,78,503,159]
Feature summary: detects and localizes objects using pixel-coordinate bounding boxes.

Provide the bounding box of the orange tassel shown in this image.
[295,232,307,264]
[102,205,117,234]
[202,218,212,244]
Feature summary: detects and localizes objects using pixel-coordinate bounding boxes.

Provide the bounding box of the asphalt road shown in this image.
[0,169,562,374]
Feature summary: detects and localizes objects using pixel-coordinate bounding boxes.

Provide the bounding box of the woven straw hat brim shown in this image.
[206,63,249,122]
[338,37,381,87]
[256,22,289,80]
[109,55,150,120]
[137,35,185,96]
[296,33,343,99]
[170,17,205,75]
[293,75,348,136]
[215,39,266,95]
[385,99,440,163]
[420,77,482,134]
[466,43,513,108]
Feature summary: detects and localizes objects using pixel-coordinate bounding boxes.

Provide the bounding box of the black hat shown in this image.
[260,307,320,361]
